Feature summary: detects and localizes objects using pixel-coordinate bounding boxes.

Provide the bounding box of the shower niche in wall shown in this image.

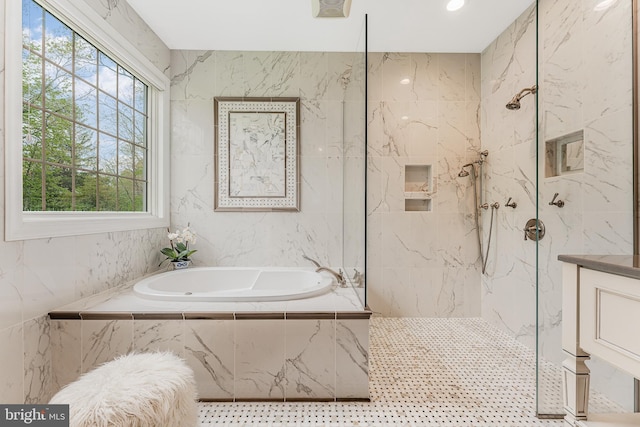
[404,164,432,212]
[544,130,584,177]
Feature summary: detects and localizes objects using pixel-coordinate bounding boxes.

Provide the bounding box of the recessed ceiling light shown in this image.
[400,78,411,85]
[446,0,465,12]
[594,0,617,11]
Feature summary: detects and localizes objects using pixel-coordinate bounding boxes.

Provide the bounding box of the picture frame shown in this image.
[214,97,300,211]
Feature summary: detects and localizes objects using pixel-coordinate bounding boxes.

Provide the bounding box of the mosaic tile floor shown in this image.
[198,317,622,426]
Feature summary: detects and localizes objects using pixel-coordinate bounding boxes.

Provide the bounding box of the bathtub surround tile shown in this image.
[133,319,184,355]
[0,324,24,404]
[50,319,81,394]
[23,315,52,404]
[335,319,369,399]
[285,319,335,399]
[235,319,286,400]
[81,319,133,373]
[0,241,23,331]
[185,320,235,400]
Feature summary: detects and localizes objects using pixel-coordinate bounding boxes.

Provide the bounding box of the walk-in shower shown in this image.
[457,150,498,274]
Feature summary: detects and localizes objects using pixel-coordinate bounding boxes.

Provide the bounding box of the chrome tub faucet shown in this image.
[302,255,347,287]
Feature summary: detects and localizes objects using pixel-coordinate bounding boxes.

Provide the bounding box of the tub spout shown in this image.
[316,266,347,287]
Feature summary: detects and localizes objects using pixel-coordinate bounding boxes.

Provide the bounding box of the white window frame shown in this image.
[5,0,170,241]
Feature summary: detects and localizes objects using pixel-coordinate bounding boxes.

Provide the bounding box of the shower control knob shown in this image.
[523,218,545,241]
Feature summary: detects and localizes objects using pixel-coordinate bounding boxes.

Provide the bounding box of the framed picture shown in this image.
[214,97,300,211]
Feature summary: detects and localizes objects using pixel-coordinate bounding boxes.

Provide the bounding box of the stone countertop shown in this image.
[558,254,640,280]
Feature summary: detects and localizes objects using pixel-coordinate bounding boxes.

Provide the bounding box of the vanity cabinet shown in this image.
[559,255,640,427]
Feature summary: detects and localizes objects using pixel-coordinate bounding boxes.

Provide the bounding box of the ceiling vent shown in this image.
[311,0,352,17]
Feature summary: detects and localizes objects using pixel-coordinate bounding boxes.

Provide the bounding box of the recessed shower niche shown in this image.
[545,130,584,177]
[404,164,432,212]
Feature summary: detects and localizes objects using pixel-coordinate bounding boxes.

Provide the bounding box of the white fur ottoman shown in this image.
[50,352,198,427]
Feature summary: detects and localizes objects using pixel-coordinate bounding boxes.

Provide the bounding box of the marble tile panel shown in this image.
[0,240,23,331]
[171,99,215,155]
[438,54,467,102]
[0,323,23,404]
[23,315,51,404]
[366,53,384,103]
[81,319,133,374]
[133,319,184,356]
[366,156,386,214]
[334,285,365,312]
[411,53,440,102]
[185,320,234,400]
[299,99,327,157]
[299,155,330,214]
[244,51,300,98]
[170,50,215,101]
[437,100,472,161]
[381,52,415,102]
[214,51,245,96]
[465,54,481,102]
[379,267,438,317]
[299,52,328,102]
[381,212,438,270]
[583,109,633,213]
[285,319,335,399]
[379,156,406,213]
[23,237,77,319]
[582,212,633,255]
[50,319,81,394]
[583,0,632,122]
[335,319,369,399]
[235,319,285,399]
[327,52,365,103]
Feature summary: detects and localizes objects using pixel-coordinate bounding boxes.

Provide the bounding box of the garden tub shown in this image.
[133,267,334,302]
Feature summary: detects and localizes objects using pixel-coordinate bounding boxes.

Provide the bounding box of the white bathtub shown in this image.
[133,267,335,302]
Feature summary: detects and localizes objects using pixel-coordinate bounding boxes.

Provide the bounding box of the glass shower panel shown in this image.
[536,0,635,415]
[341,15,367,308]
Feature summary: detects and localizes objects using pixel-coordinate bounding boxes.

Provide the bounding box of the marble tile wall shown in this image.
[0,0,170,404]
[481,0,635,411]
[170,51,367,272]
[50,316,370,401]
[366,52,482,317]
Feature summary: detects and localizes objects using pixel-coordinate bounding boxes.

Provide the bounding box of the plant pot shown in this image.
[171,260,191,270]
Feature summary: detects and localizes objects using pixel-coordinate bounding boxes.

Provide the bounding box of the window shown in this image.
[5,0,169,240]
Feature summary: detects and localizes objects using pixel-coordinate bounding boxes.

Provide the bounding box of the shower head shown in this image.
[458,169,470,177]
[506,85,538,110]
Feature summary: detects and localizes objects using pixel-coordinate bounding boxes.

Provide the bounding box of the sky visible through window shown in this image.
[21,0,148,212]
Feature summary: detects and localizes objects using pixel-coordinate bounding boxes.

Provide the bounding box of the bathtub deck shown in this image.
[49,275,370,401]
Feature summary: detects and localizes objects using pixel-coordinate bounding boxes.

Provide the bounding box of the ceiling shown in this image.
[125,0,535,53]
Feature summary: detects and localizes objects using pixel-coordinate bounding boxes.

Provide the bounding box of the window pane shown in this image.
[21,0,150,215]
[74,36,97,85]
[23,160,43,211]
[43,11,73,70]
[134,110,146,146]
[97,174,117,211]
[118,102,133,142]
[74,170,97,211]
[45,164,73,211]
[118,178,134,211]
[134,180,145,211]
[98,52,117,96]
[44,62,73,117]
[98,133,117,174]
[23,50,43,106]
[76,125,97,171]
[22,107,42,160]
[118,140,134,177]
[134,146,146,180]
[75,78,97,127]
[98,91,117,136]
[118,67,134,106]
[44,113,72,166]
[134,79,146,113]
[22,0,43,53]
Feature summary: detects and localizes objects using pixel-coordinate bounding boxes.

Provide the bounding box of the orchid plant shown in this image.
[159,225,197,266]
